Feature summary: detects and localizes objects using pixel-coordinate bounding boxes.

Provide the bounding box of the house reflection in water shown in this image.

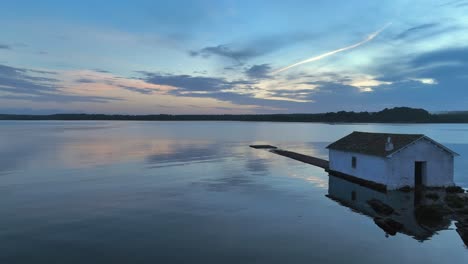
[326,175,452,242]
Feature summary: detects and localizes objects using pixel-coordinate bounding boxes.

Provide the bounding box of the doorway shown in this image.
[414,161,426,187]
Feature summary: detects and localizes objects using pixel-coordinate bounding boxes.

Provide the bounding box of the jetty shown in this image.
[250,145,328,169]
[250,145,386,192]
[270,149,329,169]
[249,145,278,150]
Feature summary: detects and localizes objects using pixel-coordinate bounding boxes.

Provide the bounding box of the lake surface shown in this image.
[0,121,467,263]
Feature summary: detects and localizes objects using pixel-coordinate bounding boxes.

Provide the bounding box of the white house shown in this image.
[326,131,458,190]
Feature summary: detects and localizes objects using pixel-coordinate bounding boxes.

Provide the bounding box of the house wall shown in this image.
[387,139,454,189]
[329,138,455,190]
[329,149,388,185]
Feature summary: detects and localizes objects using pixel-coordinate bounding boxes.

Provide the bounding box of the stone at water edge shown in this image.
[374,217,403,236]
[367,199,394,216]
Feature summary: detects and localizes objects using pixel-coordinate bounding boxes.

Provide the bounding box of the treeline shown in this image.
[1,107,468,123]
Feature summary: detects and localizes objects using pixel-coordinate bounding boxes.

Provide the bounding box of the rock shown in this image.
[374,217,403,236]
[398,186,412,192]
[415,205,444,228]
[455,222,468,247]
[455,207,468,215]
[425,192,439,201]
[367,199,394,216]
[386,219,404,231]
[446,186,465,193]
[445,194,466,209]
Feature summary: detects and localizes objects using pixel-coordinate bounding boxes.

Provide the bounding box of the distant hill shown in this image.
[1,107,468,123]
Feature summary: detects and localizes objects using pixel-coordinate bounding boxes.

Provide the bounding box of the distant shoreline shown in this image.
[1,107,468,123]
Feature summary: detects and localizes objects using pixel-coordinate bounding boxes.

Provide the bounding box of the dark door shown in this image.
[414,161,424,187]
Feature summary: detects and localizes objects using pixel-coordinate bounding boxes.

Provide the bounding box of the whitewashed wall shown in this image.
[328,149,388,185]
[329,138,455,190]
[387,139,454,189]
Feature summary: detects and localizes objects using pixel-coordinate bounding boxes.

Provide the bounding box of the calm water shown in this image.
[0,121,467,263]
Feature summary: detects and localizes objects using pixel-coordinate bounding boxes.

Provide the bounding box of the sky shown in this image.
[1,0,468,114]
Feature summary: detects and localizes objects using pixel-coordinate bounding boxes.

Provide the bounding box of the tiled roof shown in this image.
[326,131,425,157]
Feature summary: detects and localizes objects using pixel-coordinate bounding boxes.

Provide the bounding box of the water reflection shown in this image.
[1,132,226,170]
[1,121,468,263]
[287,172,329,189]
[145,142,223,165]
[327,175,468,246]
[245,159,269,175]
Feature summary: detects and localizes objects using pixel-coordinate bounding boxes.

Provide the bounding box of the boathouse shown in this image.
[326,132,458,190]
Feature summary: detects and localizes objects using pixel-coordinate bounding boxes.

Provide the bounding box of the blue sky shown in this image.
[1,0,468,114]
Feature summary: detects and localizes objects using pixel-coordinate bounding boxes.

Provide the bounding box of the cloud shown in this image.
[410,47,468,68]
[93,69,111,73]
[392,23,460,43]
[456,2,468,7]
[0,107,72,115]
[0,64,121,103]
[394,23,439,39]
[190,32,318,62]
[119,86,155,95]
[29,69,58,75]
[75,78,96,83]
[140,72,240,92]
[0,94,121,103]
[190,44,261,62]
[245,64,272,79]
[139,71,306,106]
[343,75,392,92]
[373,47,468,89]
[277,80,428,112]
[33,41,466,113]
[1,67,261,113]
[409,78,438,85]
[0,64,58,95]
[138,70,390,107]
[140,70,326,104]
[405,47,468,101]
[59,69,175,97]
[343,46,468,111]
[265,89,317,102]
[370,43,468,86]
[0,42,33,50]
[438,0,468,7]
[139,71,290,107]
[0,64,26,75]
[0,44,11,50]
[137,70,345,110]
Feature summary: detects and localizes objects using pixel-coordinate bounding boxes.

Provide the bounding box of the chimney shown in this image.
[385,137,394,152]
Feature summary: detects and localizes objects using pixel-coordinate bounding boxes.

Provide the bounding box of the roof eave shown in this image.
[421,136,460,156]
[386,136,459,158]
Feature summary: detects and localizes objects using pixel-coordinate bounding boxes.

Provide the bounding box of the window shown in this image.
[352,156,357,168]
